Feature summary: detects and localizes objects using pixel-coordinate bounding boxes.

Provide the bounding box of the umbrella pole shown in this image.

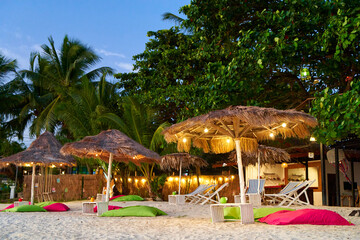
[30,164,35,205]
[235,139,246,204]
[257,154,260,194]
[178,161,182,195]
[106,153,113,202]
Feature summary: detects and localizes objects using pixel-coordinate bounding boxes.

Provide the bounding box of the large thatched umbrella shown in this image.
[162,105,317,204]
[160,153,208,194]
[0,131,75,205]
[60,129,160,202]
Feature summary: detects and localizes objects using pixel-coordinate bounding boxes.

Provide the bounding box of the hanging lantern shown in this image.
[300,68,311,80]
[281,162,288,168]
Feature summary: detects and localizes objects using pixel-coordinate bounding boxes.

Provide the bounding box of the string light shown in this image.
[169,177,173,182]
[231,175,235,179]
[226,139,231,143]
[204,128,209,133]
[135,179,139,183]
[310,137,316,142]
[128,178,132,182]
[141,179,146,183]
[218,177,223,181]
[175,177,179,181]
[269,133,275,138]
[182,138,187,143]
[282,123,287,128]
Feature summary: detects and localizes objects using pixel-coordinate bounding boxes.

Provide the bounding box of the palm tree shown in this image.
[0,54,17,83]
[20,35,113,136]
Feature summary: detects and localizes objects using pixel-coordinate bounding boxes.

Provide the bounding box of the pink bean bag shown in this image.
[93,205,122,213]
[109,195,125,201]
[259,209,353,226]
[43,203,70,212]
[1,202,31,211]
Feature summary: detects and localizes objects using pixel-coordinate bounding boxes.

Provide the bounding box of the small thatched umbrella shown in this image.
[162,105,317,204]
[160,153,208,194]
[0,131,75,205]
[60,129,160,202]
[228,145,290,194]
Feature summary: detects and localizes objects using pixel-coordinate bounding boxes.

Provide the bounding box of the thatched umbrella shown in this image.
[60,129,160,202]
[0,131,75,205]
[162,105,317,204]
[160,153,208,194]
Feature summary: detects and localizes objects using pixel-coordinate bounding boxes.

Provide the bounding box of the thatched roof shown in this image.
[60,129,160,166]
[160,153,208,171]
[162,105,317,154]
[0,131,75,168]
[227,145,290,166]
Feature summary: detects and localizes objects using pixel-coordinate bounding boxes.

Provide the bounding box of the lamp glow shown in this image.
[226,139,231,143]
[219,177,223,181]
[128,178,132,182]
[310,137,316,142]
[169,177,173,182]
[269,133,274,138]
[135,179,139,183]
[281,162,288,168]
[141,179,146,183]
[182,138,187,143]
[282,123,287,128]
[204,128,209,133]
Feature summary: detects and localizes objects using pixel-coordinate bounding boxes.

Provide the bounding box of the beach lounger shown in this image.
[264,181,302,204]
[234,179,266,205]
[266,180,315,207]
[193,182,229,205]
[174,184,211,203]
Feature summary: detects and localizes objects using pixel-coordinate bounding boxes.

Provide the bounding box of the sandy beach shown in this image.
[1,201,359,240]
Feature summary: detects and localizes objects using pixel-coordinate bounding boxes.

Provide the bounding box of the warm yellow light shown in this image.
[128,178,132,182]
[181,179,186,183]
[6,163,9,166]
[61,171,65,175]
[25,164,30,167]
[39,173,41,176]
[60,163,62,166]
[133,156,136,159]
[269,133,274,138]
[205,180,209,184]
[141,179,146,183]
[281,162,288,168]
[169,177,173,182]
[135,179,139,183]
[219,177,223,181]
[182,138,187,143]
[31,162,34,164]
[225,177,229,182]
[204,128,209,133]
[282,123,287,128]
[175,177,179,181]
[226,139,231,143]
[310,137,316,142]
[24,170,27,174]
[115,178,118,181]
[95,154,98,157]
[231,175,235,179]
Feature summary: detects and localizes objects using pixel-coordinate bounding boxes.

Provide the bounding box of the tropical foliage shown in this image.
[310,80,360,145]
[115,0,360,122]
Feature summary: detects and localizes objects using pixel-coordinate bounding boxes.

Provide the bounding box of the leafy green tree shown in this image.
[115,0,360,122]
[310,80,360,145]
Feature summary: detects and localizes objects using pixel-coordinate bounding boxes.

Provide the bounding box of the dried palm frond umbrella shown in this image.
[60,129,160,202]
[228,145,290,194]
[162,105,317,204]
[160,153,208,194]
[0,131,75,205]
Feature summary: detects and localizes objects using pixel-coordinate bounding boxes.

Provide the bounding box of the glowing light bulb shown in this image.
[269,133,274,138]
[6,163,9,166]
[310,137,316,142]
[204,128,209,133]
[128,178,132,182]
[225,178,229,182]
[115,178,118,181]
[226,139,231,143]
[141,179,146,183]
[282,123,287,128]
[135,179,139,183]
[169,177,173,182]
[181,179,186,183]
[219,177,223,181]
[231,175,235,179]
[175,177,179,181]
[182,138,187,143]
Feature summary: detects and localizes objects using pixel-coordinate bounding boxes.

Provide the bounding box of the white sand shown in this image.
[1,201,360,240]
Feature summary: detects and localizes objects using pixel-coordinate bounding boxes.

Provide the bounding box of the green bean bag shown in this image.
[224,207,295,221]
[4,205,47,212]
[35,201,57,207]
[101,205,167,217]
[111,195,144,201]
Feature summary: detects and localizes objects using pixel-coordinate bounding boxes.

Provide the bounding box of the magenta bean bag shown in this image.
[93,205,122,213]
[43,203,70,212]
[259,209,354,226]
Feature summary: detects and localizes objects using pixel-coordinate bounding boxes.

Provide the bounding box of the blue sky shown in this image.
[0,0,189,145]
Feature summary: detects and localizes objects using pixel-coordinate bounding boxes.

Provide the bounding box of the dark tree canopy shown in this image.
[115,0,359,122]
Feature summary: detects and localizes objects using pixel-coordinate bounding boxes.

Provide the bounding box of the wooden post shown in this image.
[334,147,340,206]
[351,158,355,207]
[178,160,182,195]
[320,143,327,205]
[235,139,246,204]
[30,164,35,205]
[105,153,113,202]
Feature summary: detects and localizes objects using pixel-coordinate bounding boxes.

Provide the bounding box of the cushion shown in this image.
[111,195,144,202]
[35,201,57,207]
[259,209,354,225]
[224,207,294,220]
[94,205,122,213]
[109,195,125,201]
[43,203,70,212]
[4,205,47,212]
[101,205,167,217]
[1,204,15,211]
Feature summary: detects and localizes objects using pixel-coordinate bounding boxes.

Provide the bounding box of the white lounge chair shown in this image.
[266,180,315,207]
[194,182,229,205]
[183,184,212,203]
[234,179,266,205]
[264,181,302,204]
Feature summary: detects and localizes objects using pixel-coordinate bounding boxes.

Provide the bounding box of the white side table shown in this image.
[14,201,29,207]
[234,194,262,207]
[96,202,109,216]
[82,201,109,216]
[210,203,254,224]
[96,193,106,202]
[168,195,185,205]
